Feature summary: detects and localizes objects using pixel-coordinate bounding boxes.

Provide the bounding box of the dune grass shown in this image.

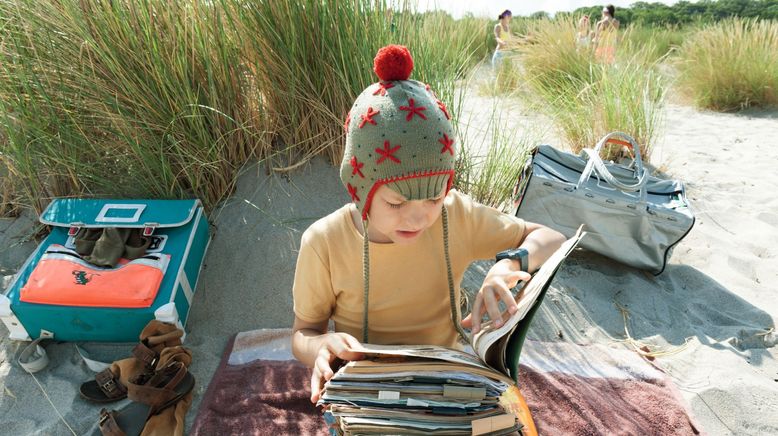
[0,0,487,215]
[225,2,482,167]
[454,109,540,212]
[0,0,264,213]
[477,55,524,97]
[675,18,778,111]
[518,18,667,160]
[620,24,689,61]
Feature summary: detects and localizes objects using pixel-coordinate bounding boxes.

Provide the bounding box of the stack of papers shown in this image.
[319,346,521,435]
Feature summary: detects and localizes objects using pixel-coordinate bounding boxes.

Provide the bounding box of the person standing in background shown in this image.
[576,15,592,50]
[492,9,513,70]
[593,4,619,63]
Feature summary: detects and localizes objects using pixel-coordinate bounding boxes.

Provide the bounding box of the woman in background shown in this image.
[593,5,619,63]
[576,15,591,50]
[492,9,513,70]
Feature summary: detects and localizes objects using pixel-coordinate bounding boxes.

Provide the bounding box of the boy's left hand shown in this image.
[461,259,532,334]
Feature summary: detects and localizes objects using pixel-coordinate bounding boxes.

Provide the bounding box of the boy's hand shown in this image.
[310,332,365,403]
[461,259,532,334]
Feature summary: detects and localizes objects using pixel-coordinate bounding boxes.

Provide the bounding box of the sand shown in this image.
[1,76,777,435]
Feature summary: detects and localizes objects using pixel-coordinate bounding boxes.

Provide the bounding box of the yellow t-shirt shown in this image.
[292,189,526,349]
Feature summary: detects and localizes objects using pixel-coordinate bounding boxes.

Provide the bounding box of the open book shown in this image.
[319,228,585,435]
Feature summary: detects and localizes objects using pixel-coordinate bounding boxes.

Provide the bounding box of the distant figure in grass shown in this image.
[593,4,620,63]
[290,45,565,403]
[576,15,592,50]
[492,9,513,70]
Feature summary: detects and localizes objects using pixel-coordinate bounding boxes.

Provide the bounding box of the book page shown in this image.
[342,359,514,384]
[349,343,489,370]
[471,227,585,365]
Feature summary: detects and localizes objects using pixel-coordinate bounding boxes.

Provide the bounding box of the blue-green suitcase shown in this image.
[0,199,210,342]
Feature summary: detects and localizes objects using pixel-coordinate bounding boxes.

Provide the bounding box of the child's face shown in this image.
[367,184,446,244]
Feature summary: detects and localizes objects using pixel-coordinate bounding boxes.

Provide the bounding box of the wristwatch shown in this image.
[496,247,529,273]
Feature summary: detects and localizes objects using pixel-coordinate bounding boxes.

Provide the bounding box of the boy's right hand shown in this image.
[310,332,365,403]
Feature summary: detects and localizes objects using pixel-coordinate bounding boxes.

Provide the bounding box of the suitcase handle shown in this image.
[576,132,648,202]
[95,203,146,223]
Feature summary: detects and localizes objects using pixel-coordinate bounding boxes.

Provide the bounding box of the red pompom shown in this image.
[373,45,413,81]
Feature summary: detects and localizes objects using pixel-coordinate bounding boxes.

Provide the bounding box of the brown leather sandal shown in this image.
[95,360,196,436]
[79,321,184,403]
[79,342,159,403]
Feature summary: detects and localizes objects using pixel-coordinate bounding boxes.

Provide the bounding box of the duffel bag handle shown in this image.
[576,132,648,201]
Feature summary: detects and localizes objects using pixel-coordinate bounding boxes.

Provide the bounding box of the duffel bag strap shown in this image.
[577,132,648,201]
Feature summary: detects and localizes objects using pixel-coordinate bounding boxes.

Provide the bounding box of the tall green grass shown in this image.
[0,0,487,215]
[676,18,778,111]
[477,55,524,97]
[0,0,263,213]
[225,2,484,166]
[519,18,667,160]
[620,24,689,61]
[466,16,499,63]
[454,110,539,211]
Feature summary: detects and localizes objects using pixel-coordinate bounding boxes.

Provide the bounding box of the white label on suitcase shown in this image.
[95,204,146,223]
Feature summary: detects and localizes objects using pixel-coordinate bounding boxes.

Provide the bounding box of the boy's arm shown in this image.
[292,316,365,403]
[292,316,364,367]
[462,221,565,333]
[292,316,330,367]
[509,221,566,273]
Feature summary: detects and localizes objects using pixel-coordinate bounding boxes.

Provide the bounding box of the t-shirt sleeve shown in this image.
[292,229,336,323]
[450,190,526,260]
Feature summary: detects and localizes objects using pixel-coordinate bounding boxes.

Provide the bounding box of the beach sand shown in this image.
[1,78,777,434]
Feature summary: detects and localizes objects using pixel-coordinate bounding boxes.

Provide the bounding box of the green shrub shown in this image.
[676,18,778,111]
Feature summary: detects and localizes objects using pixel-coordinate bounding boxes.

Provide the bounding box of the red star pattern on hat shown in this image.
[347,183,360,202]
[359,107,379,128]
[350,156,365,178]
[375,141,401,164]
[438,133,454,156]
[399,98,427,121]
[436,99,450,120]
[372,81,395,96]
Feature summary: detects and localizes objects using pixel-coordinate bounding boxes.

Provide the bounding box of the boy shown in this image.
[291,45,565,403]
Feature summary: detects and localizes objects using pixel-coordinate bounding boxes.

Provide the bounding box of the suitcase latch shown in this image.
[142,223,159,236]
[68,223,85,236]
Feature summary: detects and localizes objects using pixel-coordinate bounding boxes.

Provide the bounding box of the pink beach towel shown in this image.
[191,329,701,435]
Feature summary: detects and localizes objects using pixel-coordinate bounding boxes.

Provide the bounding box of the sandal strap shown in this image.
[144,360,187,387]
[98,408,127,436]
[95,369,127,399]
[126,361,187,409]
[144,329,184,347]
[131,342,159,369]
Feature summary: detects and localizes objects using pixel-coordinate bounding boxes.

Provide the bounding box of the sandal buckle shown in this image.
[100,378,117,392]
[98,410,111,426]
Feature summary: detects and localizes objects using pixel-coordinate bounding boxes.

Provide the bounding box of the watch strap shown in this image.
[496,247,529,273]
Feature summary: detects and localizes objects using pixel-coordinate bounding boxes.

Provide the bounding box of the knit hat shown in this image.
[340,45,467,344]
[340,44,456,220]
